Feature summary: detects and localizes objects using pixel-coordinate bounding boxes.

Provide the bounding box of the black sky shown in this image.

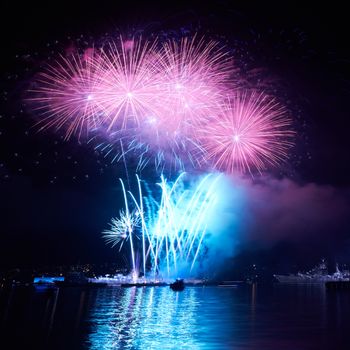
[0,1,349,273]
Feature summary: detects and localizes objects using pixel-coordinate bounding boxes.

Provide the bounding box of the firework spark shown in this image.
[102,209,141,249]
[200,90,294,174]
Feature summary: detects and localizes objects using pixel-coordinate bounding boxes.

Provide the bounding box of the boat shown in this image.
[274,260,350,284]
[170,278,185,291]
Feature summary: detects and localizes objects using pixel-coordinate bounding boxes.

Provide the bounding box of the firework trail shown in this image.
[103,173,221,278]
[200,90,294,174]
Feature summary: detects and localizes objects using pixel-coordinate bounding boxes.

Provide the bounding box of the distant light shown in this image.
[175,83,182,90]
[126,92,133,98]
[87,94,93,101]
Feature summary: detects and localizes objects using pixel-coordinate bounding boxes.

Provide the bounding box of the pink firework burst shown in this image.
[29,49,105,140]
[127,36,233,169]
[200,90,294,174]
[152,35,233,134]
[27,34,295,174]
[95,36,162,131]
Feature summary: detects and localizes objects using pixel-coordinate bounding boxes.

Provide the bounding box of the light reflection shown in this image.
[86,287,199,349]
[3,285,348,349]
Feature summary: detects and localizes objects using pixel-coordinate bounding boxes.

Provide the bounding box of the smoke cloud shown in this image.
[200,174,350,276]
[241,176,350,243]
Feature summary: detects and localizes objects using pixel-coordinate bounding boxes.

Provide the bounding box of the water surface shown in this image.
[1,284,349,349]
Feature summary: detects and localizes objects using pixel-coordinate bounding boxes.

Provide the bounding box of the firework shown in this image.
[29,50,106,140]
[29,35,234,170]
[95,37,162,131]
[148,173,220,275]
[28,34,295,174]
[146,36,232,132]
[102,209,141,249]
[104,173,221,279]
[127,36,232,169]
[200,90,294,174]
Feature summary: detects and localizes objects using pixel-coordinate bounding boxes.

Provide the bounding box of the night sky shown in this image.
[1,1,349,276]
